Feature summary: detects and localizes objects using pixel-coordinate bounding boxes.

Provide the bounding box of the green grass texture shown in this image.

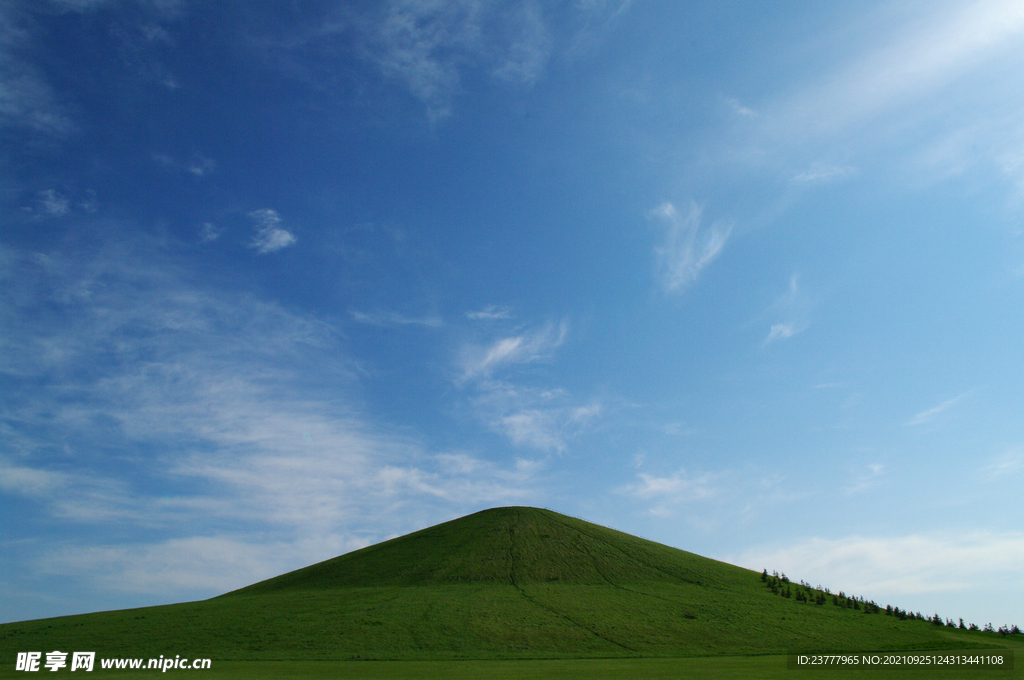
[2,507,1018,669]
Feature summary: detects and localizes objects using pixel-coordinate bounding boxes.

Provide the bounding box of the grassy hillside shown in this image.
[1,507,1016,662]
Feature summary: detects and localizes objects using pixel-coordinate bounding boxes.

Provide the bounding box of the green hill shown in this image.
[0,507,1011,661]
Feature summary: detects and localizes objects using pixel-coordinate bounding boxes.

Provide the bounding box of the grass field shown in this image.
[2,508,1020,678]
[0,651,1020,680]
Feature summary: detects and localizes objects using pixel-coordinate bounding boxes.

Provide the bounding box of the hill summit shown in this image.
[229,506,713,593]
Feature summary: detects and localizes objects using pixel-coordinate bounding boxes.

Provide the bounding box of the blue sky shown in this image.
[2,0,1023,630]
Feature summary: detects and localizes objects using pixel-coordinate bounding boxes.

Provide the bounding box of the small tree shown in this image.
[761,569,768,582]
[959,618,965,630]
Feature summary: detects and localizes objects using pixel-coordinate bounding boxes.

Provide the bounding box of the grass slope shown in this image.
[1,507,1015,662]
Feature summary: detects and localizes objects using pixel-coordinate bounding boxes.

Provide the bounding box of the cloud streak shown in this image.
[765,0,1024,144]
[361,0,629,121]
[458,320,567,381]
[350,309,443,328]
[466,304,512,320]
[906,391,971,426]
[469,382,600,453]
[618,465,793,525]
[454,318,600,453]
[761,273,811,346]
[651,202,730,294]
[248,209,296,253]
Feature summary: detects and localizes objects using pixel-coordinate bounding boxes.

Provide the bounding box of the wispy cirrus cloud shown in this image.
[153,152,216,177]
[0,231,539,602]
[725,97,756,118]
[761,0,1024,145]
[733,531,1024,620]
[762,273,811,346]
[248,209,296,253]
[0,61,76,136]
[844,463,886,495]
[362,0,629,121]
[981,446,1023,479]
[618,464,793,525]
[458,319,567,381]
[729,0,1024,193]
[905,390,972,426]
[467,304,512,320]
[469,381,600,453]
[620,467,721,503]
[650,201,731,294]
[38,189,69,216]
[792,162,856,183]
[349,309,443,328]
[367,0,546,122]
[454,318,600,453]
[199,222,221,242]
[1,3,74,136]
[37,535,352,596]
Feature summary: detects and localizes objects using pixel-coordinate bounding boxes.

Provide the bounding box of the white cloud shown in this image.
[765,323,794,343]
[618,464,795,526]
[499,409,566,452]
[733,531,1024,600]
[761,273,811,345]
[0,461,68,497]
[621,468,720,502]
[488,3,550,86]
[38,189,69,216]
[0,63,76,136]
[467,304,512,320]
[459,320,567,381]
[469,381,600,453]
[199,222,220,242]
[770,0,1024,142]
[363,0,627,121]
[720,0,1024,202]
[726,97,756,118]
[248,209,296,253]
[792,162,856,183]
[905,391,971,426]
[844,463,886,495]
[153,153,213,176]
[981,447,1023,478]
[454,317,599,453]
[46,0,114,10]
[187,157,215,176]
[651,201,731,294]
[38,535,368,595]
[349,309,443,328]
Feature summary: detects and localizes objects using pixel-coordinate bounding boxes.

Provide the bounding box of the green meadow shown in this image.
[2,508,1020,678]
